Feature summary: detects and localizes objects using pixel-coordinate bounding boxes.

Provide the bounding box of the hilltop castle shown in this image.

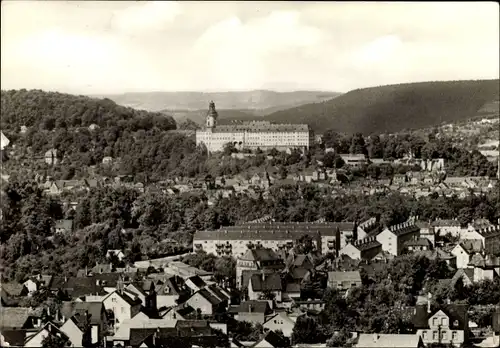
[195,101,313,153]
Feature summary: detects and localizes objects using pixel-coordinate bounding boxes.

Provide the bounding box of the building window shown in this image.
[433,318,438,326]
[441,317,447,326]
[433,331,439,340]
[422,331,427,339]
[452,331,457,340]
[442,331,447,340]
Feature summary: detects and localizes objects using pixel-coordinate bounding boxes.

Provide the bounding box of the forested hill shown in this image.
[0,89,177,133]
[263,79,500,134]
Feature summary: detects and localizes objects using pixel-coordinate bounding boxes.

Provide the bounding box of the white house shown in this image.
[101,291,141,328]
[263,311,297,338]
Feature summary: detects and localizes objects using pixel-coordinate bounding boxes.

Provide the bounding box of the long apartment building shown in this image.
[192,221,368,257]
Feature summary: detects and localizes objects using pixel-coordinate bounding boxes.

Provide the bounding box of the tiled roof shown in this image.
[61,301,105,326]
[0,307,33,329]
[327,271,361,283]
[253,330,289,348]
[187,276,207,289]
[413,304,468,330]
[0,329,26,346]
[241,248,280,262]
[404,238,432,247]
[351,237,382,251]
[207,121,309,133]
[228,301,271,314]
[195,222,356,241]
[250,273,283,292]
[385,221,420,237]
[196,288,224,306]
[431,219,461,227]
[458,239,483,253]
[0,282,26,296]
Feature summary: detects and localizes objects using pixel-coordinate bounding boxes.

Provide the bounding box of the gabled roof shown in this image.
[328,271,362,284]
[24,322,69,347]
[61,301,106,326]
[241,248,281,262]
[0,307,35,329]
[186,276,207,289]
[469,254,500,268]
[104,290,142,307]
[228,301,272,314]
[0,282,26,296]
[250,273,283,292]
[194,288,224,306]
[252,330,289,348]
[457,239,484,254]
[0,329,26,346]
[413,304,468,330]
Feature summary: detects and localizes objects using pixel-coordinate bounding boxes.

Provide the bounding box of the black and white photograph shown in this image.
[0,1,499,347]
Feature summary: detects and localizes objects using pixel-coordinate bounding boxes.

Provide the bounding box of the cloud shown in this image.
[354,35,403,65]
[190,10,325,89]
[111,1,183,34]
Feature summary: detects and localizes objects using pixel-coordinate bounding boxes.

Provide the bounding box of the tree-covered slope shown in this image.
[1,89,177,133]
[264,80,500,134]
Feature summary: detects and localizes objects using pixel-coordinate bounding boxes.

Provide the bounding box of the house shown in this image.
[102,290,142,328]
[432,219,463,237]
[404,237,433,253]
[60,312,93,347]
[252,330,290,348]
[106,249,125,262]
[1,282,28,299]
[451,240,483,269]
[376,221,420,256]
[0,307,42,330]
[155,276,184,309]
[339,237,382,261]
[339,154,367,167]
[23,278,39,295]
[327,271,362,294]
[185,275,208,293]
[248,273,283,302]
[45,148,59,165]
[461,224,500,255]
[413,302,468,347]
[293,299,325,312]
[55,219,73,234]
[102,156,113,165]
[183,288,227,315]
[228,300,272,324]
[236,248,285,288]
[263,311,297,338]
[392,174,407,185]
[415,220,436,247]
[449,268,475,287]
[24,322,71,347]
[468,254,500,282]
[353,333,423,348]
[125,283,157,312]
[1,131,10,150]
[60,301,108,346]
[413,249,456,267]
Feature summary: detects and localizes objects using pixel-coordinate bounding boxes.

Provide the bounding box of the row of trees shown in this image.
[1,178,499,282]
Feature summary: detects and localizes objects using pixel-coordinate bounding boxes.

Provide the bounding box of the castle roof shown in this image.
[206,121,309,133]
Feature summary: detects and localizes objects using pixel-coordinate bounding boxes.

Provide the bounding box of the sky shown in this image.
[1,1,499,94]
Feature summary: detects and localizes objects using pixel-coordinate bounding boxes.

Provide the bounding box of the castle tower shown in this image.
[205,100,218,129]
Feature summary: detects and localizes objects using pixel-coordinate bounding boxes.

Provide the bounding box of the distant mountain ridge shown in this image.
[97,90,341,114]
[259,79,500,135]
